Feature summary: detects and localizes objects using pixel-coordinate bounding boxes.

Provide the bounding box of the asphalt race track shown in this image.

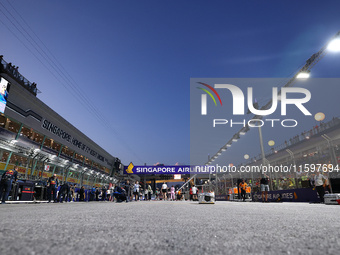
[0,201,339,255]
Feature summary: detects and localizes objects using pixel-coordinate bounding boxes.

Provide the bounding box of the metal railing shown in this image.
[0,56,39,96]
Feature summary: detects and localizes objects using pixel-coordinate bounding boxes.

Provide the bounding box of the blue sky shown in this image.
[1,0,340,166]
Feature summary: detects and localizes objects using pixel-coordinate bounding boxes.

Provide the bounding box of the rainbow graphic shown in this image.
[197,82,222,115]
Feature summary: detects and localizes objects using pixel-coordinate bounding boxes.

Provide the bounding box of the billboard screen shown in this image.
[0,76,10,113]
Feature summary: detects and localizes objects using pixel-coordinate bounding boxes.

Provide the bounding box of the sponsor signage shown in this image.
[174,174,182,179]
[124,163,241,175]
[252,188,320,203]
[41,118,108,164]
[215,195,228,201]
[125,163,191,175]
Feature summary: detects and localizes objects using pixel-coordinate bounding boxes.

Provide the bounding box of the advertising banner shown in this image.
[252,188,320,203]
[124,163,191,175]
[0,76,10,113]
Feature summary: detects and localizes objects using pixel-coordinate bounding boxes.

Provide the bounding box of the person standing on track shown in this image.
[124,180,131,202]
[170,185,175,201]
[260,174,270,202]
[133,181,140,201]
[192,185,198,201]
[161,182,168,201]
[47,174,59,203]
[79,186,85,201]
[314,171,328,203]
[0,166,18,204]
[147,184,153,201]
[239,179,248,202]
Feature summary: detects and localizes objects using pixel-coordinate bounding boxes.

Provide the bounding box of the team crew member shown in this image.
[79,186,85,201]
[113,185,127,202]
[70,184,76,202]
[58,182,70,203]
[0,166,18,204]
[239,179,248,202]
[314,171,328,203]
[90,186,96,201]
[101,186,107,201]
[176,189,182,201]
[260,174,270,202]
[47,174,59,203]
[95,187,100,201]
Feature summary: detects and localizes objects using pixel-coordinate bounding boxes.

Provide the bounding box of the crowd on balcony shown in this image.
[0,55,38,96]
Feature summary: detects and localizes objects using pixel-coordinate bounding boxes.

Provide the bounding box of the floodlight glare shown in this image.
[296,72,310,79]
[327,38,340,52]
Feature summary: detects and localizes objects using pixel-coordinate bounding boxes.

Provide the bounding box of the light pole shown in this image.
[258,125,266,170]
[321,134,336,193]
[286,149,298,189]
[257,123,274,190]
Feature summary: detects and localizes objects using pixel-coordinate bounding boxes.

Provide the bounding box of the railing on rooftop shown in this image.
[0,56,40,96]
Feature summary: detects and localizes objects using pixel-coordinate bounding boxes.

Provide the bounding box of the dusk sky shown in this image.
[1,0,340,166]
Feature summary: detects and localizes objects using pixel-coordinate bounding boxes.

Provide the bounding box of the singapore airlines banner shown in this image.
[124,163,241,175]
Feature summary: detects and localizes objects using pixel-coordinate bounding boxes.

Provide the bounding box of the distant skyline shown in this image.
[1,0,340,165]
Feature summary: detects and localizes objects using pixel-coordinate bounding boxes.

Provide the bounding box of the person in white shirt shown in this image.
[144,188,149,201]
[192,185,198,201]
[147,184,153,201]
[161,182,168,201]
[314,172,327,203]
[133,181,140,201]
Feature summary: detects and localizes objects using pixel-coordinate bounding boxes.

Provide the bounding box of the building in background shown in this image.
[0,56,121,188]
